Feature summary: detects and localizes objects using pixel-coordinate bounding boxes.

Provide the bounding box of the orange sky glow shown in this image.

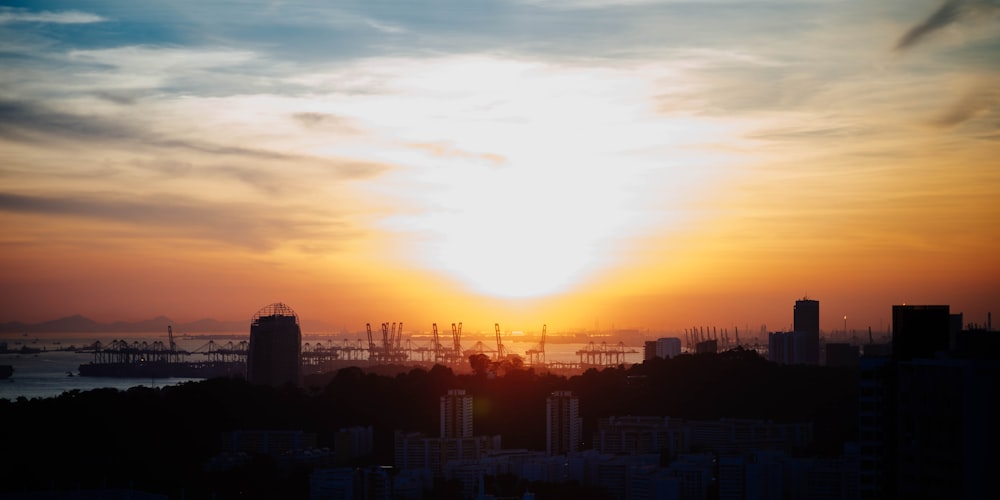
[1,1,997,338]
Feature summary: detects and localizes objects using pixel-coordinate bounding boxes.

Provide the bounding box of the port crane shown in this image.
[494,323,504,361]
[526,324,546,365]
[366,323,378,361]
[451,322,463,363]
[394,322,403,352]
[432,323,441,363]
[167,325,178,363]
[381,322,391,360]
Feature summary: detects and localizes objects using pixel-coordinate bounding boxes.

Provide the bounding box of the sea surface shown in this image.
[0,332,645,401]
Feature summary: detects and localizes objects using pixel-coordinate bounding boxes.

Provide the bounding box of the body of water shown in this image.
[0,333,645,400]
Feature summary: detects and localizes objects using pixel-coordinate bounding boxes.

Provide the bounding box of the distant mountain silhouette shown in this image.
[0,315,249,334]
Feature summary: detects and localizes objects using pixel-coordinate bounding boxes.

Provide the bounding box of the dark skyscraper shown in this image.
[440,389,473,439]
[546,391,581,456]
[892,304,950,360]
[794,298,820,335]
[783,297,820,365]
[247,302,302,387]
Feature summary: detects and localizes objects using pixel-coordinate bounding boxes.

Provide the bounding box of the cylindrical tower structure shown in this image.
[247,302,301,387]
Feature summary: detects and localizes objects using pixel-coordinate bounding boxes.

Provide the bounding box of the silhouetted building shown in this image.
[795,298,820,336]
[688,418,813,454]
[594,416,688,458]
[645,337,682,360]
[894,355,1000,499]
[858,356,894,500]
[309,468,359,500]
[334,426,374,465]
[394,431,501,477]
[950,313,964,337]
[892,305,949,360]
[863,342,892,357]
[825,342,860,368]
[643,340,656,361]
[310,466,391,500]
[440,389,473,439]
[768,330,819,365]
[695,339,717,354]
[655,337,682,359]
[546,390,582,456]
[247,302,302,387]
[859,305,1000,500]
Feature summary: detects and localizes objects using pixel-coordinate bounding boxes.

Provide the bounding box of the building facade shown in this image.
[247,302,302,387]
[546,390,582,456]
[794,298,820,336]
[440,389,473,439]
[655,337,682,359]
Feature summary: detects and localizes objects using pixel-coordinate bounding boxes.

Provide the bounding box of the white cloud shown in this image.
[0,8,106,24]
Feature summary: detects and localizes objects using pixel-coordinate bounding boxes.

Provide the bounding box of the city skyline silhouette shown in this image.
[1,2,997,498]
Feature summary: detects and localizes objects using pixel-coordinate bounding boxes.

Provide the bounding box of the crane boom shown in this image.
[381,322,390,358]
[432,323,440,361]
[541,324,547,363]
[366,323,376,357]
[454,322,462,354]
[495,323,503,360]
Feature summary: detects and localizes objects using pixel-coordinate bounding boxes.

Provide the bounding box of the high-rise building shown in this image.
[440,389,473,439]
[858,355,895,500]
[645,338,682,360]
[546,390,582,456]
[247,302,302,387]
[891,305,949,360]
[774,297,821,365]
[656,337,682,359]
[859,305,1000,499]
[794,298,820,336]
[768,331,819,365]
[825,342,860,368]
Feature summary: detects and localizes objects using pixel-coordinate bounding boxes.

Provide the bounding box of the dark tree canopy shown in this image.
[0,351,858,499]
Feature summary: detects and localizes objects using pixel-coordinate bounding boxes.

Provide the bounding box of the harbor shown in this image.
[0,327,645,401]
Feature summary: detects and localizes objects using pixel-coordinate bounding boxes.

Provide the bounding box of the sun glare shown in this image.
[354,55,739,298]
[412,166,631,298]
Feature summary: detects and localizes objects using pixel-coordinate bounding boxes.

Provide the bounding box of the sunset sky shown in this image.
[1,0,998,337]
